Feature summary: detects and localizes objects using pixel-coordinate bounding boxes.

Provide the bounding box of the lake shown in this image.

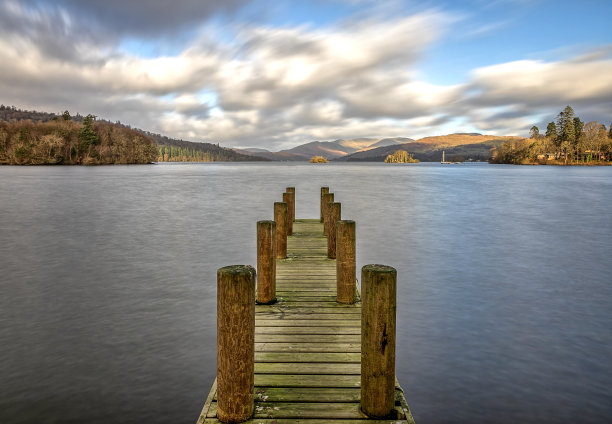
[1,162,611,424]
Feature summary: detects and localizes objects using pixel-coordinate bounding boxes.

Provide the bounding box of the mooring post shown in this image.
[286,187,295,223]
[327,202,341,258]
[336,220,356,304]
[282,192,294,236]
[273,202,288,259]
[361,264,397,418]
[320,187,329,222]
[257,220,276,304]
[322,192,334,236]
[217,265,256,423]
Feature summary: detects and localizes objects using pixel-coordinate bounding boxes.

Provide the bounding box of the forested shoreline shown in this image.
[0,105,264,164]
[0,113,158,165]
[491,106,612,165]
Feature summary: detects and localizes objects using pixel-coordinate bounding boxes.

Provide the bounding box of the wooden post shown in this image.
[257,221,276,304]
[217,265,256,423]
[322,193,334,236]
[361,264,396,418]
[336,220,356,304]
[320,187,329,222]
[286,187,295,223]
[282,192,294,236]
[327,202,341,259]
[274,202,288,259]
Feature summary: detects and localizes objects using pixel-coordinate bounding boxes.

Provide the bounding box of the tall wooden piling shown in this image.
[336,220,356,304]
[256,221,276,304]
[283,192,294,236]
[286,187,295,223]
[361,264,397,418]
[217,265,256,423]
[274,202,288,259]
[320,187,329,222]
[322,193,334,236]
[327,202,341,259]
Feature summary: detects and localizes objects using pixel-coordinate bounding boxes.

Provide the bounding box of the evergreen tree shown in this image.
[62,110,71,121]
[573,117,584,145]
[546,121,557,141]
[556,105,575,144]
[530,126,540,139]
[79,114,99,150]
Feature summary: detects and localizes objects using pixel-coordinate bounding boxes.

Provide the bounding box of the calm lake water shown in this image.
[1,162,611,424]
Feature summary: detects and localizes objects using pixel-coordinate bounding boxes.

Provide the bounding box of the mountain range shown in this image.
[235,134,524,162]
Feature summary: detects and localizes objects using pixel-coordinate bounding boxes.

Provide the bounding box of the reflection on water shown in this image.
[1,163,611,423]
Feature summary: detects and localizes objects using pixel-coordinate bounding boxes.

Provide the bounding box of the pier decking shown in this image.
[197,218,414,423]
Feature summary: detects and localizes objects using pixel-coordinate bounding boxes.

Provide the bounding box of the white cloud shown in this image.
[1,0,611,149]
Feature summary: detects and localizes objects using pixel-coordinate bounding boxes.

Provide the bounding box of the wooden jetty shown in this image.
[196,188,415,424]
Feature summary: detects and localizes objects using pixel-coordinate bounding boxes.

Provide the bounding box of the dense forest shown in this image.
[491,106,612,165]
[0,105,265,164]
[0,112,157,165]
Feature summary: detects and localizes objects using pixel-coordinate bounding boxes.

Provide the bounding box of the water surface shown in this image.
[1,162,611,423]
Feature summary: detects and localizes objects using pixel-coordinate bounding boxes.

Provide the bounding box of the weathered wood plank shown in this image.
[255,319,360,327]
[255,342,360,352]
[255,313,361,320]
[255,362,360,375]
[255,334,360,343]
[208,401,368,419]
[255,326,360,335]
[256,307,360,315]
[203,419,409,424]
[254,352,361,363]
[254,374,361,388]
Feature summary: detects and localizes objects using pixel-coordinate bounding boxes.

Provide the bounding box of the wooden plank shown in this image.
[255,313,360,320]
[255,334,360,343]
[253,387,360,403]
[255,342,361,352]
[254,374,361,388]
[255,352,361,363]
[207,401,368,419]
[255,319,360,327]
[202,419,406,424]
[255,362,360,375]
[256,326,360,335]
[256,307,360,315]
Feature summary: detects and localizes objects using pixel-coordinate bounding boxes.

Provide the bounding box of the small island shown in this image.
[310,155,329,163]
[384,150,419,163]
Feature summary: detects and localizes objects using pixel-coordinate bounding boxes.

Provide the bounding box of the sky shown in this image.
[0,0,611,150]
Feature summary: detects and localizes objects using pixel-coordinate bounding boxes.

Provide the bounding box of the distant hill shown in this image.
[245,137,414,161]
[337,134,524,162]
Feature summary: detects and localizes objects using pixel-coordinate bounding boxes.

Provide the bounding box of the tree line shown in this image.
[0,112,158,165]
[0,105,265,164]
[491,106,612,164]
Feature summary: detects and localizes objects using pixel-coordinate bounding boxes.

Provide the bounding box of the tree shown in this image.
[573,117,584,146]
[384,150,419,163]
[530,126,540,139]
[62,110,71,121]
[545,121,557,142]
[556,105,575,144]
[609,123,612,139]
[79,114,99,151]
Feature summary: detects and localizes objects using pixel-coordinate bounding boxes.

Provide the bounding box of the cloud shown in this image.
[15,0,250,37]
[1,0,611,149]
